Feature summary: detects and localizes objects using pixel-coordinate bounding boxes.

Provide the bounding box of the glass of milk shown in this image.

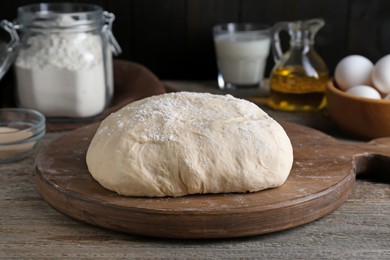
[213,23,271,90]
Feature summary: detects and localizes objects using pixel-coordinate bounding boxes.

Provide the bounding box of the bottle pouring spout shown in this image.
[269,17,329,112]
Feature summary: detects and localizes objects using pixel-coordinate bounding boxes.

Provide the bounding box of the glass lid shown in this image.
[0,20,19,81]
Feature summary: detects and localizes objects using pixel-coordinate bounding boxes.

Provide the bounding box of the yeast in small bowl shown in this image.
[0,108,45,163]
[326,80,390,139]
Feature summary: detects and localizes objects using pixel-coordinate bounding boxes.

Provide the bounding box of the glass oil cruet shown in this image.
[268,18,329,111]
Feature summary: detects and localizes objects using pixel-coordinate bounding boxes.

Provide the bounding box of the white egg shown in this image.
[372,54,390,94]
[345,85,381,99]
[334,55,373,91]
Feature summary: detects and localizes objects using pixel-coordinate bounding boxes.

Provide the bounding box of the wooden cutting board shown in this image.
[35,122,390,239]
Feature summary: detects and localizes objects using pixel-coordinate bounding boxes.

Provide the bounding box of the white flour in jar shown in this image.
[15,29,109,118]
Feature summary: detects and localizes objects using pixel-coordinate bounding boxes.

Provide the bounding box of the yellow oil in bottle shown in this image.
[269,66,329,111]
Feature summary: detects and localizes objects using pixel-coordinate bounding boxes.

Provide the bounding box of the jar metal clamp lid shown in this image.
[0,20,19,80]
[0,3,122,81]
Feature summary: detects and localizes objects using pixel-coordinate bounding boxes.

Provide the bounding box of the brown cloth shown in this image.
[46,60,166,132]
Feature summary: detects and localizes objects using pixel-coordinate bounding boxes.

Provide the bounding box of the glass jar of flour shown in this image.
[0,3,121,120]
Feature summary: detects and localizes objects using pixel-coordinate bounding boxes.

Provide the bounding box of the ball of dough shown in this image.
[86,92,293,197]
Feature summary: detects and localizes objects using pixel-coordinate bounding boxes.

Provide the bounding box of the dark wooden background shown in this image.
[0,0,389,97]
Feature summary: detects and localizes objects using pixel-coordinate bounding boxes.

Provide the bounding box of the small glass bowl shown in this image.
[0,108,45,163]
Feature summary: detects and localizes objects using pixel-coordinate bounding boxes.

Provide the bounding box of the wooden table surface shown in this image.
[1,81,389,259]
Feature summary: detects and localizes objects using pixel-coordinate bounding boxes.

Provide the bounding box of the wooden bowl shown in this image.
[326,80,390,139]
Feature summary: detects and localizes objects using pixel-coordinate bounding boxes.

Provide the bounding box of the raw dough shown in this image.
[86,92,293,197]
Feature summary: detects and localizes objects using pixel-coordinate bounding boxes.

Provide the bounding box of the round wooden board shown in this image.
[35,122,390,239]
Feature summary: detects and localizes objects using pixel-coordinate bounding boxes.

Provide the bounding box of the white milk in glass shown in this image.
[214,32,271,86]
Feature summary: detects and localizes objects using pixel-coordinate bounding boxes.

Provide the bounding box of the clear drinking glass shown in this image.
[213,23,271,90]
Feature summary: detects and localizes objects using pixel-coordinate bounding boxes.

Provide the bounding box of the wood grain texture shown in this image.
[33,119,390,239]
[1,100,389,258]
[0,0,388,83]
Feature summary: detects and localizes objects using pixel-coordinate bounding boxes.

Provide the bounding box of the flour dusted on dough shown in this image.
[86,92,293,197]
